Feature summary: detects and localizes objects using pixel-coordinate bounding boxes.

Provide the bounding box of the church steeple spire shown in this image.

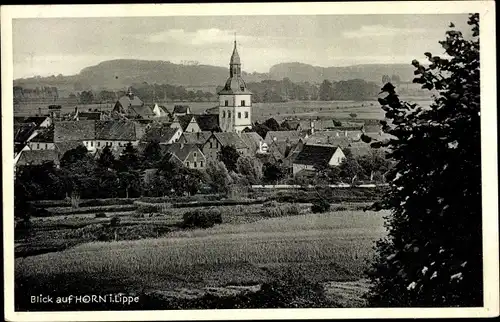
[229,38,241,77]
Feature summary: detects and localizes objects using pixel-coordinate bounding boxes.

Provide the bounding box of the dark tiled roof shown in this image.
[347,144,372,158]
[166,143,201,162]
[141,125,180,143]
[294,144,339,167]
[213,132,248,150]
[31,127,54,142]
[95,120,138,141]
[363,124,382,134]
[306,132,360,146]
[175,115,195,131]
[173,105,190,114]
[129,105,156,119]
[116,95,143,109]
[205,106,219,115]
[194,114,220,131]
[264,131,302,145]
[240,132,264,153]
[14,116,50,127]
[54,120,96,142]
[14,123,38,143]
[180,131,212,145]
[17,149,59,166]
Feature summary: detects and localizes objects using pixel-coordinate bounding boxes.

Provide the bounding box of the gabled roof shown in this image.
[54,120,96,142]
[180,131,212,145]
[16,149,59,166]
[165,143,202,162]
[173,105,190,114]
[264,131,303,145]
[95,120,138,141]
[141,125,180,143]
[14,116,50,127]
[213,132,248,150]
[116,94,143,109]
[14,123,38,143]
[30,126,54,142]
[347,144,372,158]
[129,105,156,119]
[294,144,340,167]
[240,132,264,153]
[193,114,220,132]
[175,114,196,131]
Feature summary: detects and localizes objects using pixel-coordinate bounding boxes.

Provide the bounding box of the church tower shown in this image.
[218,40,252,133]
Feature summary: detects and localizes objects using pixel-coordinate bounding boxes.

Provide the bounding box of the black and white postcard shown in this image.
[2,2,498,321]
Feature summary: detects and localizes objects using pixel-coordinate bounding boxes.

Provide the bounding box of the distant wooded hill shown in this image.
[14,59,417,91]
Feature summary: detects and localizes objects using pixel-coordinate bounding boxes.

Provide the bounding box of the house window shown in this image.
[110,142,113,146]
[98,142,101,147]
[91,141,94,147]
[241,100,245,106]
[238,112,241,119]
[223,110,226,118]
[186,161,190,167]
[225,100,229,107]
[200,161,204,168]
[192,128,195,133]
[37,143,40,149]
[245,111,249,118]
[45,143,47,149]
[194,162,197,168]
[194,152,197,158]
[210,141,213,148]
[228,111,231,118]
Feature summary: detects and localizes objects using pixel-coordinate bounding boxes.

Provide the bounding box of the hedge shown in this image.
[43,204,137,216]
[29,198,136,208]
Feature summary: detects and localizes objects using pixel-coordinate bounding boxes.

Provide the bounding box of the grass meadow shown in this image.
[16,211,387,287]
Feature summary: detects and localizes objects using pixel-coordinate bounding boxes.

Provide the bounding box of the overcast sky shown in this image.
[13,14,470,79]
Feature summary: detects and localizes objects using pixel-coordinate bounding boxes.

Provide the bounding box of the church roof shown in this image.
[230,40,240,65]
[218,77,252,95]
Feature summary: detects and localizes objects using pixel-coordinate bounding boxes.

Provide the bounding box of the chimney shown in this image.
[38,107,42,116]
[180,143,184,149]
[344,130,348,137]
[310,119,315,135]
[336,132,339,137]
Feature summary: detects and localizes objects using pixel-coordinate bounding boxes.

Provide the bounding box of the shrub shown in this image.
[311,199,330,213]
[45,204,137,216]
[110,216,121,227]
[182,209,222,228]
[262,204,300,218]
[95,212,107,218]
[135,201,172,213]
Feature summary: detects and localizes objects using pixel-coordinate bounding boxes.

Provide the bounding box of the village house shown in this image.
[113,89,156,119]
[173,105,191,116]
[193,114,221,132]
[54,120,97,151]
[14,122,39,156]
[152,103,170,117]
[171,114,201,133]
[94,120,145,149]
[15,149,60,169]
[14,116,52,128]
[292,144,346,175]
[239,132,266,155]
[264,130,304,146]
[27,126,55,151]
[178,131,213,147]
[140,125,182,145]
[166,143,206,170]
[202,132,248,161]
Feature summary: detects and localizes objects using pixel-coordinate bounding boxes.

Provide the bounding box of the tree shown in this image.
[365,15,481,307]
[79,90,94,104]
[119,142,140,170]
[382,74,391,84]
[262,162,285,184]
[338,150,364,184]
[263,118,280,132]
[60,145,90,167]
[98,146,115,169]
[319,80,333,101]
[218,145,240,173]
[142,141,163,168]
[236,155,263,185]
[205,161,233,194]
[349,112,358,119]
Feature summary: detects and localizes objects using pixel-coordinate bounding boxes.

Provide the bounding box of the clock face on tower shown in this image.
[218,40,252,133]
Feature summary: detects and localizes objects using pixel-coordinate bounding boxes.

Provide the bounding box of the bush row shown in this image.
[138,194,222,204]
[261,203,301,218]
[29,198,136,208]
[44,204,137,216]
[182,209,223,228]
